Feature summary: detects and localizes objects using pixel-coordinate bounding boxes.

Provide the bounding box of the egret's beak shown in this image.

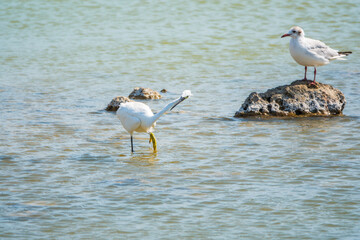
[281,33,291,38]
[170,97,186,111]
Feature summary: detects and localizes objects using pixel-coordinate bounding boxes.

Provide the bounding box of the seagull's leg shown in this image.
[303,66,308,81]
[149,132,157,152]
[308,67,317,86]
[131,135,134,153]
[312,67,317,85]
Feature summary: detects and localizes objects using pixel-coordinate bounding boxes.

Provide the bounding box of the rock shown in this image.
[105,96,133,111]
[128,87,162,100]
[160,89,167,93]
[234,80,346,117]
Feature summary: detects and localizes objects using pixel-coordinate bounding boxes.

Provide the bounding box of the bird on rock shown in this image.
[281,26,352,85]
[117,90,192,153]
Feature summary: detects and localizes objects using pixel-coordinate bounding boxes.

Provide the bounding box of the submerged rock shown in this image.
[234,80,346,117]
[106,96,133,111]
[128,87,162,100]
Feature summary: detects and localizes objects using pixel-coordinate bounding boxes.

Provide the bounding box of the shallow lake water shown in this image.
[1,0,360,239]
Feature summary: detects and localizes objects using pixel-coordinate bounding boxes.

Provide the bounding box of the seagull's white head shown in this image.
[281,26,305,39]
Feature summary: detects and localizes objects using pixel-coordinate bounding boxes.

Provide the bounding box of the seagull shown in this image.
[281,26,352,85]
[117,90,192,153]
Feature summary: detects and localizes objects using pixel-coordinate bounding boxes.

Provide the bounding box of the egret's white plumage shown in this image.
[181,90,192,98]
[117,90,192,152]
[281,26,352,84]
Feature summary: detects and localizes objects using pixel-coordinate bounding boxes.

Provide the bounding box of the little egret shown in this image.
[117,90,192,153]
[281,26,352,85]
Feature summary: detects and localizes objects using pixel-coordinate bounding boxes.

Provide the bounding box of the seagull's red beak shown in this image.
[281,33,291,38]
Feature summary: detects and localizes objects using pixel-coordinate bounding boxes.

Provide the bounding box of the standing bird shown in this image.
[117,90,192,153]
[281,26,352,85]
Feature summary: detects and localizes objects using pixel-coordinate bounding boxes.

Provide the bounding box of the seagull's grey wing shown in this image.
[305,38,339,60]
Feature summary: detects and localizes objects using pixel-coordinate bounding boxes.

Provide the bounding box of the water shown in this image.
[1,0,360,239]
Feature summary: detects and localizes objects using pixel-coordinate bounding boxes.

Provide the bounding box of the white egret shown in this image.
[117,90,192,153]
[281,26,352,85]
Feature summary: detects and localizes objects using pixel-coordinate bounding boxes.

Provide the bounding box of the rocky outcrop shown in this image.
[106,87,162,111]
[105,96,133,111]
[128,87,162,100]
[234,80,346,117]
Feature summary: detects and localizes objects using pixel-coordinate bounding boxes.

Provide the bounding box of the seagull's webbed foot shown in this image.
[307,80,318,88]
[149,132,157,152]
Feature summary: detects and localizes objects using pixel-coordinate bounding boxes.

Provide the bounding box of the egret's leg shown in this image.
[149,132,157,152]
[131,135,134,153]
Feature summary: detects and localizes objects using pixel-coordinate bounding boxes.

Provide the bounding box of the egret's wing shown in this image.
[117,111,141,134]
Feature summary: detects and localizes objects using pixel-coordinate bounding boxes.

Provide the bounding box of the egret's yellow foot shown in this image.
[149,132,157,152]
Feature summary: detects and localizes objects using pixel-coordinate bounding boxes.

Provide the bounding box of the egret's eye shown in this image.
[292,30,296,33]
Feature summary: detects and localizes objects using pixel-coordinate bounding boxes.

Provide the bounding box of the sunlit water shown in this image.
[1,0,360,239]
